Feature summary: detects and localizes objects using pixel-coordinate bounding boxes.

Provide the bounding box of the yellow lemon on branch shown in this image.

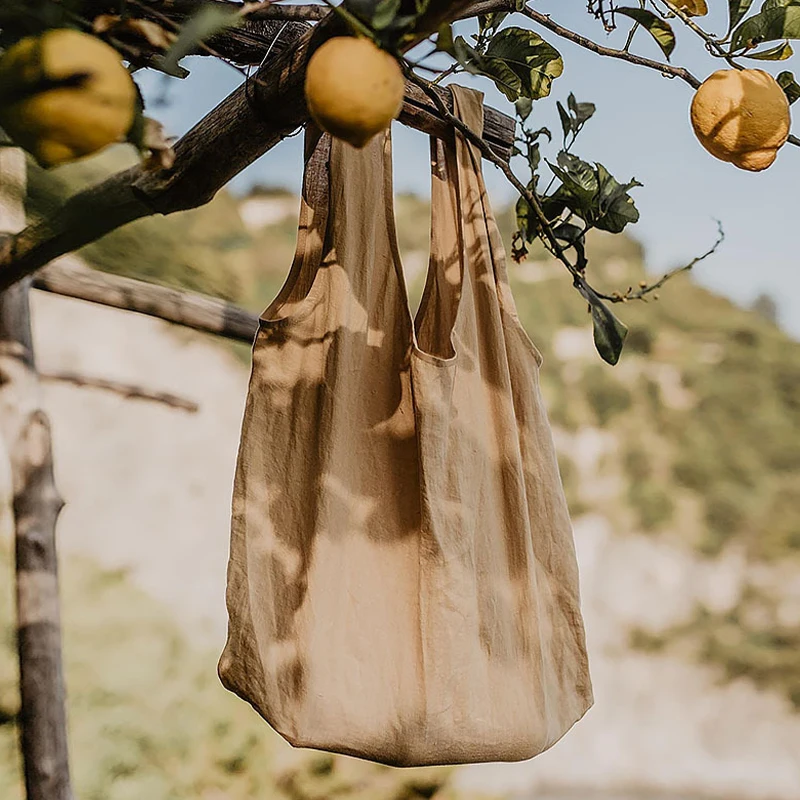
[690,68,791,172]
[0,29,137,168]
[304,36,405,148]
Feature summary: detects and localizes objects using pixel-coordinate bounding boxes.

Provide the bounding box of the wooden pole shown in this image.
[0,147,73,800]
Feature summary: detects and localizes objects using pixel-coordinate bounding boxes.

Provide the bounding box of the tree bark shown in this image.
[0,148,73,800]
[33,258,259,344]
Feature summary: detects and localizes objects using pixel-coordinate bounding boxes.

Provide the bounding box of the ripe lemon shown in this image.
[304,37,405,148]
[690,68,790,172]
[0,29,137,167]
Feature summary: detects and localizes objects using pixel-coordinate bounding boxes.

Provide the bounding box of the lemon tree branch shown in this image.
[0,0,489,293]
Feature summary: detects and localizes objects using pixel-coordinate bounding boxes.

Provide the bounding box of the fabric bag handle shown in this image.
[259,126,331,324]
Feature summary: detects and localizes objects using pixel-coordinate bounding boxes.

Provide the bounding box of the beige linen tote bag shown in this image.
[219,85,592,767]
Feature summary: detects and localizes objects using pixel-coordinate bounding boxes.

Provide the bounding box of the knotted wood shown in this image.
[0,148,73,800]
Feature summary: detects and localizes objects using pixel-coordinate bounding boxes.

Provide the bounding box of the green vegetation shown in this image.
[630,587,800,710]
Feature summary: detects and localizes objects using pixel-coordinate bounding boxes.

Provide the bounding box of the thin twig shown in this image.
[594,219,725,302]
[520,5,701,88]
[39,370,200,412]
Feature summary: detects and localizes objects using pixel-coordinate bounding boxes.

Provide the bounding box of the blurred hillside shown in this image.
[0,148,797,799]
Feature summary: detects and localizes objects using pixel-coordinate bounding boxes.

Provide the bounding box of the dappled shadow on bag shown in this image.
[218,86,592,767]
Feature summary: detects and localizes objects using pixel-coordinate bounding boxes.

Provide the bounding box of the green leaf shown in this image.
[372,0,401,30]
[558,93,597,140]
[515,190,566,243]
[746,40,794,57]
[729,0,757,32]
[576,282,628,365]
[548,152,598,217]
[547,155,641,234]
[777,69,800,101]
[481,27,563,100]
[568,92,596,126]
[557,102,572,139]
[615,8,676,58]
[435,22,455,55]
[515,96,533,120]
[159,5,240,75]
[674,0,709,16]
[731,6,800,50]
[552,222,587,269]
[478,11,508,33]
[591,302,628,365]
[594,163,642,233]
[761,0,800,11]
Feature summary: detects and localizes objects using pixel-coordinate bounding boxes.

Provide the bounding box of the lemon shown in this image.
[304,37,405,148]
[690,68,791,172]
[0,29,137,167]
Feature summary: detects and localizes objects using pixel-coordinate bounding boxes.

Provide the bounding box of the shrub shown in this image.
[701,487,748,556]
[625,326,655,355]
[628,480,675,532]
[583,366,632,427]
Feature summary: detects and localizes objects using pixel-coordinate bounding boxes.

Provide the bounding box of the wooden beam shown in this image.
[0,149,73,800]
[33,259,259,344]
[0,0,507,293]
[400,82,515,162]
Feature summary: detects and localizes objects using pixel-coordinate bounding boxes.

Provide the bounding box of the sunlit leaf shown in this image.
[745,40,794,57]
[481,27,563,100]
[478,11,508,33]
[761,0,800,11]
[435,22,455,55]
[615,7,676,58]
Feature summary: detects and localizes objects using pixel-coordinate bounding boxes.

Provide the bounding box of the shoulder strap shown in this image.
[260,125,331,322]
[413,87,485,360]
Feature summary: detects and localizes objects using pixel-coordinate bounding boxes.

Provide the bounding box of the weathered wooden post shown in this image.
[0,145,73,800]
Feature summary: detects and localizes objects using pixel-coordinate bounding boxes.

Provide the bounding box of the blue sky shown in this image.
[137,2,800,338]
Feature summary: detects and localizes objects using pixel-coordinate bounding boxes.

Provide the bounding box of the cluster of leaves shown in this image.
[510,92,641,364]
[590,0,800,100]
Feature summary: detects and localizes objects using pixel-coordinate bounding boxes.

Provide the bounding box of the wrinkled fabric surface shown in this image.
[219,85,592,767]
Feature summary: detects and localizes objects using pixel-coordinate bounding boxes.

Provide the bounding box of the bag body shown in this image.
[219,85,592,767]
